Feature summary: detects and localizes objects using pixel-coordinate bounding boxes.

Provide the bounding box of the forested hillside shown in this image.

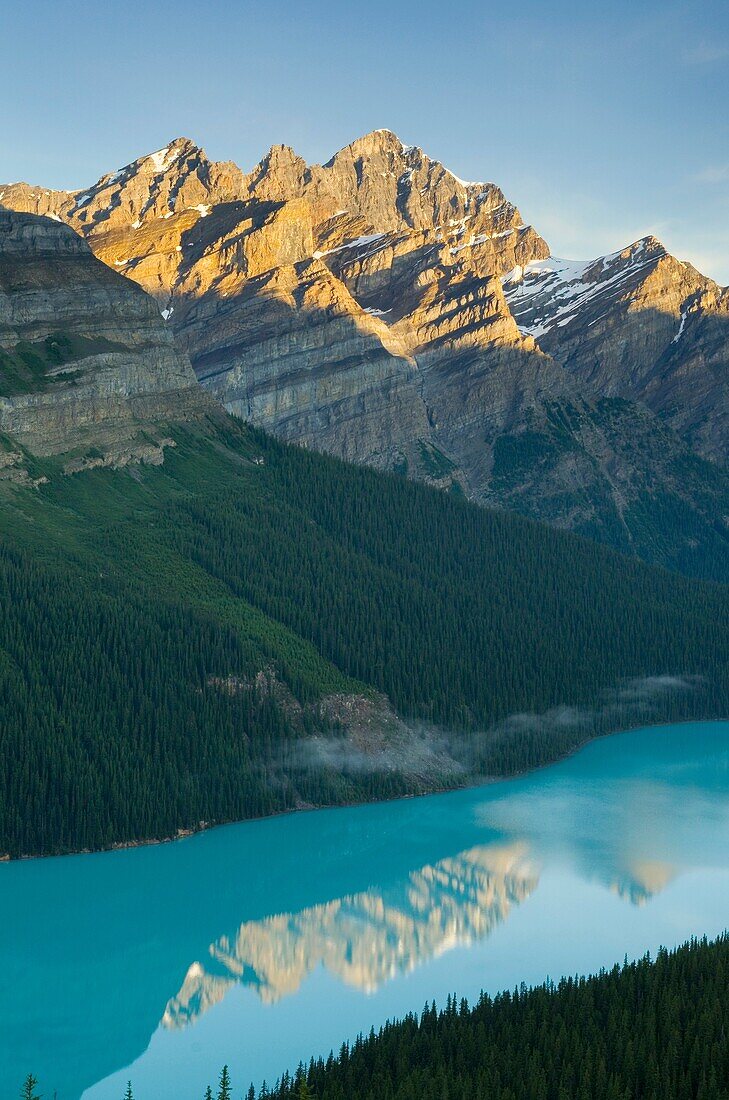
[259,935,729,1100]
[2,415,729,856]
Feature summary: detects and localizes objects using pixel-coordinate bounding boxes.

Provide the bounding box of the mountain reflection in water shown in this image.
[163,765,713,1032]
[164,842,539,1024]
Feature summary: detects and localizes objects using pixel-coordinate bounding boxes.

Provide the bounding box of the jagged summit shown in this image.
[630,233,666,254]
[328,127,413,158]
[503,231,729,466]
[107,136,203,175]
[243,143,309,202]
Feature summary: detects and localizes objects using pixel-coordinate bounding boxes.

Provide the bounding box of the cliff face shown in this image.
[190,258,428,467]
[3,133,729,574]
[0,209,209,468]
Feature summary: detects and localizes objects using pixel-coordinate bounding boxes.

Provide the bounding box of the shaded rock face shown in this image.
[3,133,729,575]
[191,259,428,467]
[503,239,729,466]
[0,209,208,462]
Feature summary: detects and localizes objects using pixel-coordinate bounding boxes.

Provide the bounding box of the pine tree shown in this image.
[217,1066,232,1100]
[21,1076,40,1100]
[123,1083,133,1100]
[204,1088,213,1100]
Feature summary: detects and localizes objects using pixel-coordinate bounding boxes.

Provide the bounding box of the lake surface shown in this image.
[1,721,728,1100]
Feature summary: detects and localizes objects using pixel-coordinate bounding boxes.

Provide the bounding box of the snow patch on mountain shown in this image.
[503,242,664,340]
[149,146,172,173]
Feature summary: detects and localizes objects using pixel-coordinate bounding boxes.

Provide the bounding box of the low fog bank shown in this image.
[292,675,707,784]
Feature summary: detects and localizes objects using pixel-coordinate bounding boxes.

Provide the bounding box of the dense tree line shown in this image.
[0,539,417,856]
[1,418,729,855]
[0,543,301,855]
[264,935,729,1100]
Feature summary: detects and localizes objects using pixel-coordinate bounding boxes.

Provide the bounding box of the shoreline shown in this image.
[4,714,728,864]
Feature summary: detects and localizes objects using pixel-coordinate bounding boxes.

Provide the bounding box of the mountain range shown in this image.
[2,137,729,859]
[2,129,728,578]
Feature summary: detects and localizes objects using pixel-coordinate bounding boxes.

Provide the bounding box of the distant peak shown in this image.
[260,143,305,167]
[135,138,201,174]
[245,143,308,200]
[168,135,198,148]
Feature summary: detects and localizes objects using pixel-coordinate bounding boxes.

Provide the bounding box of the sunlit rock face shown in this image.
[0,209,209,466]
[162,843,539,1027]
[3,134,729,571]
[0,132,546,484]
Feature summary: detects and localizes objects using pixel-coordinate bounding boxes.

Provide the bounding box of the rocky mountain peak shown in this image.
[244,143,309,202]
[70,137,245,233]
[328,127,413,160]
[633,234,666,255]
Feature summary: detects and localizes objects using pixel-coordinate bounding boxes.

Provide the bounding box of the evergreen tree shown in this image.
[217,1065,232,1100]
[21,1076,40,1100]
[255,935,729,1100]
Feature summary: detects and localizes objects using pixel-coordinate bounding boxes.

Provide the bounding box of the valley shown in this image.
[1,44,728,1097]
[0,201,728,861]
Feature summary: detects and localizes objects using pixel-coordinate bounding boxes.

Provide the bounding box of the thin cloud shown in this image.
[684,42,729,64]
[291,675,704,779]
[694,165,729,184]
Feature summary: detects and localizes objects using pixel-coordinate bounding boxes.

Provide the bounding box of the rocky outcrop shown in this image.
[0,209,209,462]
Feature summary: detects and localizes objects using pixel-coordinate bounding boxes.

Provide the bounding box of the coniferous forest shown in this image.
[262,935,729,1100]
[2,416,729,856]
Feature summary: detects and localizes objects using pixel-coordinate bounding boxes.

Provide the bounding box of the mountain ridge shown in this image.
[503,235,729,466]
[2,134,729,579]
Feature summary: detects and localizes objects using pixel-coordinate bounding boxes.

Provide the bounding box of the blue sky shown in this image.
[2,0,728,281]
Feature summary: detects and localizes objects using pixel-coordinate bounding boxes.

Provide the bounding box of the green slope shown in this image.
[1,414,729,856]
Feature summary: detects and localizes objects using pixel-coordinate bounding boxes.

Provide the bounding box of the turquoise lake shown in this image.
[2,721,728,1099]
